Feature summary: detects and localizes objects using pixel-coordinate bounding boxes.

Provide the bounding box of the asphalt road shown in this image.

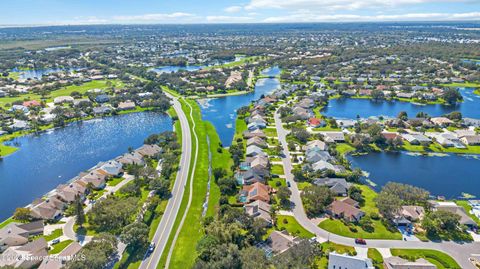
[139,94,192,269]
[273,109,480,269]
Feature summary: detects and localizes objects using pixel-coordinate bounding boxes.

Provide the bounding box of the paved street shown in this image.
[139,93,193,269]
[273,109,480,269]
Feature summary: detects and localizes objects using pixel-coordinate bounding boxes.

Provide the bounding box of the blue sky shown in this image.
[1,0,479,25]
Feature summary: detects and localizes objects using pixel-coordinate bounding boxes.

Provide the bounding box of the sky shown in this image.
[1,0,479,26]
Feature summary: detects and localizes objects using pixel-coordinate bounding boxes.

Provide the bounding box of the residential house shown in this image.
[246,145,266,157]
[267,231,301,255]
[321,132,345,143]
[328,252,375,269]
[297,98,315,109]
[0,221,44,252]
[461,135,480,146]
[78,170,107,189]
[243,129,266,139]
[313,178,351,196]
[98,160,123,177]
[38,242,82,269]
[430,201,477,228]
[311,161,337,173]
[336,119,356,128]
[53,96,74,104]
[10,119,29,131]
[327,200,365,222]
[241,182,271,203]
[117,101,136,110]
[11,105,29,114]
[292,106,312,120]
[29,197,66,220]
[55,182,87,203]
[304,140,327,151]
[244,200,272,224]
[136,144,162,158]
[247,137,267,148]
[93,105,112,115]
[22,100,41,107]
[0,238,48,268]
[116,152,145,166]
[307,117,325,128]
[401,133,431,145]
[94,94,110,103]
[305,150,333,163]
[384,256,437,269]
[430,117,454,127]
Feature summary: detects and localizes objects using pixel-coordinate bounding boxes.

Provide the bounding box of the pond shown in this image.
[348,152,480,199]
[12,67,83,80]
[198,67,281,146]
[150,65,205,74]
[323,88,480,119]
[0,112,172,221]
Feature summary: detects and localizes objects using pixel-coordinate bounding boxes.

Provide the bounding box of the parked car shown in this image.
[51,239,60,245]
[287,182,291,188]
[355,238,366,245]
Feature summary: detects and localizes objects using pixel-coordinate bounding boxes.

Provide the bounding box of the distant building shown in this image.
[328,252,375,269]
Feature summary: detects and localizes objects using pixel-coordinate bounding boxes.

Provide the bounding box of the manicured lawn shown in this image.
[335,143,356,156]
[160,99,223,269]
[276,215,314,238]
[390,249,461,269]
[264,128,278,137]
[441,82,480,89]
[0,217,17,229]
[49,240,73,254]
[402,141,480,154]
[297,181,312,190]
[44,229,63,241]
[0,144,18,157]
[368,248,384,269]
[268,177,286,188]
[319,185,402,240]
[317,241,356,268]
[271,164,284,175]
[107,177,125,187]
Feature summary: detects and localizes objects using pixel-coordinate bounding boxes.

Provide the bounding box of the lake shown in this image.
[323,88,480,119]
[348,152,480,199]
[198,67,281,146]
[151,65,205,74]
[12,67,83,80]
[0,112,172,221]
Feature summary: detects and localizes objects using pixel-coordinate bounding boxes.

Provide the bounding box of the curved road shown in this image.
[139,94,193,269]
[273,109,480,269]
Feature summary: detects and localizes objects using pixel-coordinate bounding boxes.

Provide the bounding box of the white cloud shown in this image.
[246,0,473,11]
[263,11,480,22]
[112,12,196,23]
[224,6,243,13]
[206,16,253,23]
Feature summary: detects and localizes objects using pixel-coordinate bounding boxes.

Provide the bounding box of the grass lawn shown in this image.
[43,229,63,241]
[271,164,284,175]
[390,249,461,269]
[335,143,356,156]
[402,141,480,154]
[264,128,278,137]
[49,240,73,254]
[268,177,286,189]
[317,241,357,268]
[474,89,480,95]
[107,177,125,187]
[0,217,17,229]
[441,82,480,89]
[368,248,384,269]
[297,181,312,190]
[0,144,18,157]
[159,99,221,269]
[0,79,123,108]
[276,215,314,238]
[319,185,402,240]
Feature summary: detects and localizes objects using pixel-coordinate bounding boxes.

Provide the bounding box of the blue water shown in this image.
[462,59,480,65]
[199,67,281,146]
[151,65,205,74]
[0,112,172,221]
[12,67,83,80]
[323,88,480,119]
[261,66,281,76]
[348,152,480,198]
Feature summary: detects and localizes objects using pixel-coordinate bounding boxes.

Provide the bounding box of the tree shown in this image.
[120,222,149,248]
[301,185,334,217]
[422,210,461,236]
[149,178,170,199]
[66,233,118,269]
[273,240,321,269]
[251,219,268,241]
[374,192,402,220]
[74,195,85,228]
[371,89,385,100]
[291,127,310,144]
[443,88,463,105]
[277,186,292,208]
[359,215,374,232]
[88,196,139,234]
[13,208,31,221]
[397,111,408,121]
[213,168,227,181]
[240,246,270,269]
[348,186,364,205]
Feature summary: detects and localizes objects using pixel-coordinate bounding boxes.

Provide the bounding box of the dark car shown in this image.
[355,238,366,245]
[287,182,291,188]
[148,242,156,253]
